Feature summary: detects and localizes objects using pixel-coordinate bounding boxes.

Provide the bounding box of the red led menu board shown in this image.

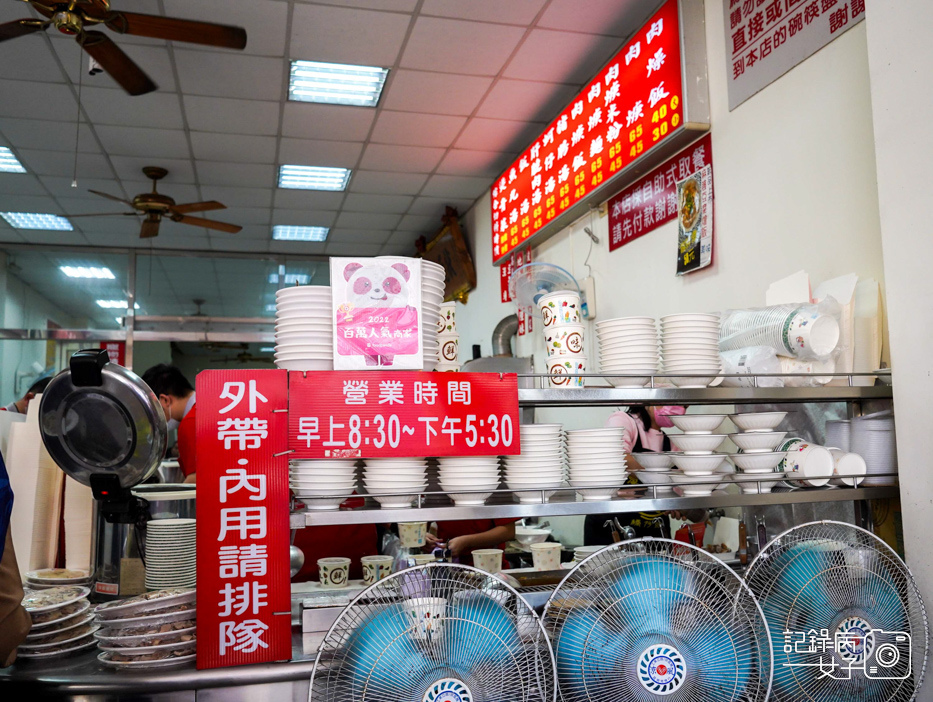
[491,0,708,264]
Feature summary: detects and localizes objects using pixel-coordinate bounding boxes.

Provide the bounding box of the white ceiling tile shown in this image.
[183,96,281,136]
[206,207,271,227]
[348,170,428,195]
[74,215,141,236]
[360,144,444,173]
[324,241,384,256]
[0,118,97,154]
[271,209,338,227]
[0,230,25,243]
[269,239,327,255]
[231,224,272,239]
[0,80,76,121]
[0,193,62,212]
[278,138,362,168]
[421,0,547,24]
[537,0,653,38]
[111,156,195,184]
[476,78,579,123]
[56,196,132,216]
[42,177,124,200]
[190,132,277,164]
[174,50,284,101]
[200,186,274,208]
[0,35,66,83]
[198,162,275,188]
[370,111,466,148]
[16,230,87,245]
[398,213,440,231]
[49,38,178,93]
[420,174,489,200]
[407,196,475,217]
[82,231,142,247]
[328,229,391,245]
[342,193,413,214]
[290,4,410,66]
[162,0,288,57]
[401,17,525,76]
[273,189,345,210]
[15,149,114,179]
[281,103,376,142]
[504,30,622,84]
[436,149,515,178]
[296,0,419,11]
[382,229,423,253]
[95,126,191,159]
[80,87,184,129]
[147,232,212,250]
[335,211,401,229]
[0,173,48,196]
[381,70,493,116]
[455,117,543,152]
[212,237,270,252]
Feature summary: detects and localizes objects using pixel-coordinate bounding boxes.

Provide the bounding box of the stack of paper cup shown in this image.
[436,302,459,372]
[777,438,833,488]
[538,290,586,388]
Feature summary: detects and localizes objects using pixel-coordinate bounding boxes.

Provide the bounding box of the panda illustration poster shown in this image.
[331,257,424,370]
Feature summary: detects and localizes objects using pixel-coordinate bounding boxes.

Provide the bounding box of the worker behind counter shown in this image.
[142,364,197,483]
[1,376,51,414]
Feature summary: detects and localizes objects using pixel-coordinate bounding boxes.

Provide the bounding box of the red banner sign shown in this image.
[608,133,713,251]
[196,370,292,669]
[99,341,125,366]
[288,371,521,458]
[491,0,683,263]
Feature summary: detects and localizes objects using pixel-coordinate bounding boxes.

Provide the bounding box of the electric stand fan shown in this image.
[746,520,928,701]
[310,563,557,702]
[509,263,581,317]
[544,538,772,701]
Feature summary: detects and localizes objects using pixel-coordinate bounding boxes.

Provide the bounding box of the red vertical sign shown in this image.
[99,341,125,366]
[196,369,291,669]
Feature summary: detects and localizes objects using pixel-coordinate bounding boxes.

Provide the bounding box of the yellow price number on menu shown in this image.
[629,124,643,143]
[574,171,586,187]
[630,140,644,158]
[608,155,624,174]
[521,215,530,227]
[546,207,556,219]
[609,142,623,158]
[533,218,542,230]
[559,184,570,198]
[546,195,556,208]
[573,184,586,199]
[559,196,570,209]
[590,157,603,172]
[591,171,604,187]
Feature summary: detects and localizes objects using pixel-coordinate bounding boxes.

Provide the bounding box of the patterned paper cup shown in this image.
[546,356,586,388]
[537,291,582,327]
[399,521,427,548]
[545,324,585,356]
[530,542,562,571]
[361,555,394,585]
[438,302,456,334]
[438,334,459,363]
[318,557,351,588]
[472,548,503,574]
[406,597,447,641]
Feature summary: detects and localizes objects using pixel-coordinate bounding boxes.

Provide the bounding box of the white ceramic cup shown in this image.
[438,334,459,363]
[399,522,427,548]
[544,324,585,356]
[318,557,351,588]
[438,302,456,334]
[360,555,394,585]
[537,290,582,327]
[530,542,562,571]
[406,597,447,641]
[546,356,586,388]
[472,548,503,574]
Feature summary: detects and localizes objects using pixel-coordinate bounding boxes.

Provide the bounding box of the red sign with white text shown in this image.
[196,370,291,670]
[491,0,683,263]
[608,133,713,251]
[288,372,520,458]
[99,341,125,366]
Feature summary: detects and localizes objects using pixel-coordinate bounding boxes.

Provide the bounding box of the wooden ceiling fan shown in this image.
[0,0,247,95]
[71,166,242,239]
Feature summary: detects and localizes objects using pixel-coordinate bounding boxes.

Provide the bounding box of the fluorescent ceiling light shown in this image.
[289,60,388,107]
[259,346,275,353]
[96,299,140,309]
[264,303,277,313]
[278,165,350,191]
[268,272,311,285]
[272,225,329,242]
[1,212,72,230]
[60,265,115,279]
[0,147,26,174]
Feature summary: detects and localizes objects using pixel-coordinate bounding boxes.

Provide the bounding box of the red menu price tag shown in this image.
[196,370,291,670]
[288,371,520,458]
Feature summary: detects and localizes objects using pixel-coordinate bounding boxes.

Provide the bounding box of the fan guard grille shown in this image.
[310,563,557,702]
[544,538,772,702]
[746,520,929,702]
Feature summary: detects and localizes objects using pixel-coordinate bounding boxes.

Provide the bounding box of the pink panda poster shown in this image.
[330,257,424,370]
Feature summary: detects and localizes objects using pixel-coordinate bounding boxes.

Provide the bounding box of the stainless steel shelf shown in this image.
[290,485,898,528]
[518,385,892,406]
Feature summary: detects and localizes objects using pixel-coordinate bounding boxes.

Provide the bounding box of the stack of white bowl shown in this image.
[289,459,357,510]
[502,424,566,504]
[660,313,721,387]
[144,519,196,589]
[364,458,427,509]
[566,428,626,501]
[851,414,897,486]
[726,412,788,493]
[633,452,676,495]
[274,285,334,371]
[595,316,659,387]
[437,456,500,506]
[421,260,446,371]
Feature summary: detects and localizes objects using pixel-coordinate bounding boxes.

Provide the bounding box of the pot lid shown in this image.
[39,349,167,489]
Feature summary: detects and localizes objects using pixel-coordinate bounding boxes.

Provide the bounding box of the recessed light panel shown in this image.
[289,60,388,107]
[96,300,140,309]
[278,166,350,191]
[1,212,72,230]
[272,225,329,242]
[0,147,26,173]
[61,266,115,279]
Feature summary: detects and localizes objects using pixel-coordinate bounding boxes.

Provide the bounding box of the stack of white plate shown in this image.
[274,285,334,371]
[660,313,721,387]
[94,591,196,669]
[19,586,96,661]
[851,414,897,486]
[502,424,566,504]
[364,458,427,509]
[421,260,446,371]
[438,456,500,506]
[145,519,196,589]
[595,317,659,387]
[24,568,91,590]
[290,459,357,510]
[566,428,627,501]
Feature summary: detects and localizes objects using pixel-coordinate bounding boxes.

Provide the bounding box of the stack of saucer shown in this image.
[438,456,500,506]
[566,428,626,501]
[274,285,334,371]
[290,459,357,510]
[502,424,566,504]
[145,518,196,589]
[24,568,91,590]
[660,313,721,387]
[726,414,789,493]
[421,260,446,371]
[595,316,659,387]
[19,586,96,661]
[364,458,427,509]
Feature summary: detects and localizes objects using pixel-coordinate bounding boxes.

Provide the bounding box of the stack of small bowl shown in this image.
[145,518,196,589]
[18,586,96,662]
[728,412,788,493]
[290,459,357,510]
[421,259,446,371]
[664,414,730,496]
[632,452,676,494]
[274,285,334,371]
[567,428,626,501]
[539,289,586,388]
[595,316,659,387]
[660,313,721,387]
[364,458,427,509]
[438,456,500,506]
[502,424,566,504]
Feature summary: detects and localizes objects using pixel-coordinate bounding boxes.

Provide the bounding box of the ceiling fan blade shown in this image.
[170,201,226,215]
[0,19,49,42]
[172,214,241,234]
[78,31,158,96]
[88,189,135,206]
[68,212,138,218]
[105,12,247,50]
[140,218,161,239]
